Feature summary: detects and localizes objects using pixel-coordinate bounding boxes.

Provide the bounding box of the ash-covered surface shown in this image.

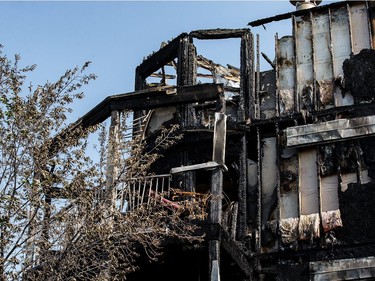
[343,49,375,100]
[337,182,375,244]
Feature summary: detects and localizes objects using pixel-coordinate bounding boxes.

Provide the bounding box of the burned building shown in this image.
[31,0,375,280]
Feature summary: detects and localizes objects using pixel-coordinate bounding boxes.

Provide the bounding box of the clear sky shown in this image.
[0,1,307,123]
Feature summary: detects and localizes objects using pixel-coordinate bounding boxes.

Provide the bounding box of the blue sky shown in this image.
[1,1,299,123]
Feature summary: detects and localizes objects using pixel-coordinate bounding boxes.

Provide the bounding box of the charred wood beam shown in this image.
[177,34,196,126]
[203,223,253,278]
[48,83,223,157]
[221,239,252,278]
[261,52,275,69]
[190,28,249,39]
[149,72,176,80]
[176,35,196,193]
[240,30,253,122]
[110,84,221,112]
[136,33,188,79]
[248,1,364,27]
[208,168,223,279]
[209,168,223,225]
[89,84,222,127]
[197,55,241,83]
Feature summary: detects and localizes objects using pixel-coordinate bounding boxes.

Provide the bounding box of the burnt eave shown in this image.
[48,83,224,157]
[248,0,366,27]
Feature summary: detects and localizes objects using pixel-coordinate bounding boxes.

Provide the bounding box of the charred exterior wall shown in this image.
[126,1,375,280]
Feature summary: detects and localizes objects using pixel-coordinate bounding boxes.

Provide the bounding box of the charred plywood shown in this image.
[349,3,372,54]
[279,148,299,245]
[330,6,355,107]
[273,1,374,113]
[295,15,314,115]
[318,145,342,232]
[298,148,320,240]
[144,106,177,136]
[277,36,296,116]
[260,137,278,248]
[320,175,343,232]
[311,12,334,109]
[338,182,375,245]
[318,144,336,176]
[247,159,258,226]
[259,70,276,120]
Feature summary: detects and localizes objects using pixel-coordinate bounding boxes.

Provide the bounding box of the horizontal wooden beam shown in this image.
[286,115,375,147]
[190,29,249,40]
[111,83,223,112]
[49,83,223,157]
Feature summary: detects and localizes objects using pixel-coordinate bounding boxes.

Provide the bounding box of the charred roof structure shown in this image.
[32,1,375,280]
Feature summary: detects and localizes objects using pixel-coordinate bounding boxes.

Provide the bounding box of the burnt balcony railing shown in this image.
[115,173,238,236]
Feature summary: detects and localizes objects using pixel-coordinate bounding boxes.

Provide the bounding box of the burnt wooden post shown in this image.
[209,89,226,280]
[240,30,254,123]
[209,167,223,280]
[133,67,146,136]
[239,31,250,241]
[237,134,248,241]
[177,34,197,192]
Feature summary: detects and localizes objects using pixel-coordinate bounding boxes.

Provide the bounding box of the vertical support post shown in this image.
[177,35,196,126]
[255,34,260,120]
[177,35,197,192]
[256,127,262,252]
[133,67,146,137]
[106,110,120,212]
[237,134,247,241]
[275,33,280,118]
[209,168,223,280]
[240,30,253,123]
